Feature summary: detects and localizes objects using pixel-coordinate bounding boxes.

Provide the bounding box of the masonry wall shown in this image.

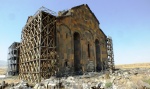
[56,5,108,75]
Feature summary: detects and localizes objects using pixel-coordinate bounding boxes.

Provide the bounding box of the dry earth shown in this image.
[0,67,6,75]
[115,63,150,69]
[0,76,20,84]
[0,67,20,84]
[1,63,150,89]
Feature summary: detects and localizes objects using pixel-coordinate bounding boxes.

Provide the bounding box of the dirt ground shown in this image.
[0,76,20,84]
[0,63,150,88]
[0,67,6,75]
[115,63,150,69]
[0,67,20,84]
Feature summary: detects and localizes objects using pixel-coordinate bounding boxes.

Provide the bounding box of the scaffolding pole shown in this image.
[107,36,115,73]
[19,8,57,83]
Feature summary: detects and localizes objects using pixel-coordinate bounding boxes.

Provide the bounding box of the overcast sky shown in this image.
[0,0,150,64]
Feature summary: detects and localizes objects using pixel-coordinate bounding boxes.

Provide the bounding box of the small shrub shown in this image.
[105,72,110,79]
[105,74,110,79]
[105,82,112,88]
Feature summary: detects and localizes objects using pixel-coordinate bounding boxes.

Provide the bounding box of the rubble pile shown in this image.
[1,68,150,89]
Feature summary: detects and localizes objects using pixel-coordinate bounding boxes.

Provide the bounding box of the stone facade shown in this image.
[18,4,109,83]
[56,4,108,75]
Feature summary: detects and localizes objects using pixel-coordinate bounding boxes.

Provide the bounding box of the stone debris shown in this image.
[12,80,30,89]
[1,68,150,89]
[137,80,150,89]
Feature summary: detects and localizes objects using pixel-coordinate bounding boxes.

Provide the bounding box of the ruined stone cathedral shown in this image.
[18,4,114,83]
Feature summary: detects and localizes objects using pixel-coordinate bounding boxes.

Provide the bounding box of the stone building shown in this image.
[7,42,20,76]
[19,4,110,83]
[56,4,108,74]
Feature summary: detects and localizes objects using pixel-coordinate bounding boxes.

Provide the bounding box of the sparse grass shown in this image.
[105,73,110,79]
[105,82,112,88]
[0,76,20,84]
[143,79,150,85]
[0,67,20,84]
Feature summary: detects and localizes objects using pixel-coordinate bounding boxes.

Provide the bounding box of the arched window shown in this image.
[95,39,101,72]
[74,32,81,72]
[64,60,68,67]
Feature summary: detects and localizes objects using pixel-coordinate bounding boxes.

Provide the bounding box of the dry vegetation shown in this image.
[0,76,20,84]
[0,67,20,84]
[0,63,150,87]
[0,67,7,75]
[115,63,150,69]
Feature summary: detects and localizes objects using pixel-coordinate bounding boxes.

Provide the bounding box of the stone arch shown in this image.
[83,31,93,60]
[94,34,101,46]
[73,32,82,73]
[59,24,71,35]
[84,30,94,41]
[57,24,72,67]
[95,39,102,72]
[93,31,101,42]
[88,30,94,39]
[72,30,83,40]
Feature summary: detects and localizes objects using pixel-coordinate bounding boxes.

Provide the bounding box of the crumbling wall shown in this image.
[7,42,20,76]
[107,37,115,73]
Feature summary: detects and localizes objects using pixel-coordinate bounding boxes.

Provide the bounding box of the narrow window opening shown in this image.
[65,61,68,67]
[14,50,17,54]
[66,33,68,38]
[88,44,90,58]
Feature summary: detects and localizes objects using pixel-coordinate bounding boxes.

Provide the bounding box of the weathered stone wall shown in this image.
[56,4,108,74]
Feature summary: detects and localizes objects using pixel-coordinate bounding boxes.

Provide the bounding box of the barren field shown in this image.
[0,63,150,88]
[0,76,20,84]
[115,63,150,69]
[0,67,6,75]
[0,67,20,84]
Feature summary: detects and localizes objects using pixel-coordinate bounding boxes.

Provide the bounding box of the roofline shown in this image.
[9,42,20,48]
[71,4,100,24]
[99,28,107,37]
[84,4,100,24]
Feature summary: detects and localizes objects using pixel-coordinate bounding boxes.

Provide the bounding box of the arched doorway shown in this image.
[95,39,101,72]
[74,32,81,73]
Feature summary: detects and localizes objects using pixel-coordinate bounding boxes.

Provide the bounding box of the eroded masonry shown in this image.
[19,4,115,83]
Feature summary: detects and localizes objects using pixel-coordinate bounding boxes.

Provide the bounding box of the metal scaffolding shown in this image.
[107,36,115,73]
[19,7,57,83]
